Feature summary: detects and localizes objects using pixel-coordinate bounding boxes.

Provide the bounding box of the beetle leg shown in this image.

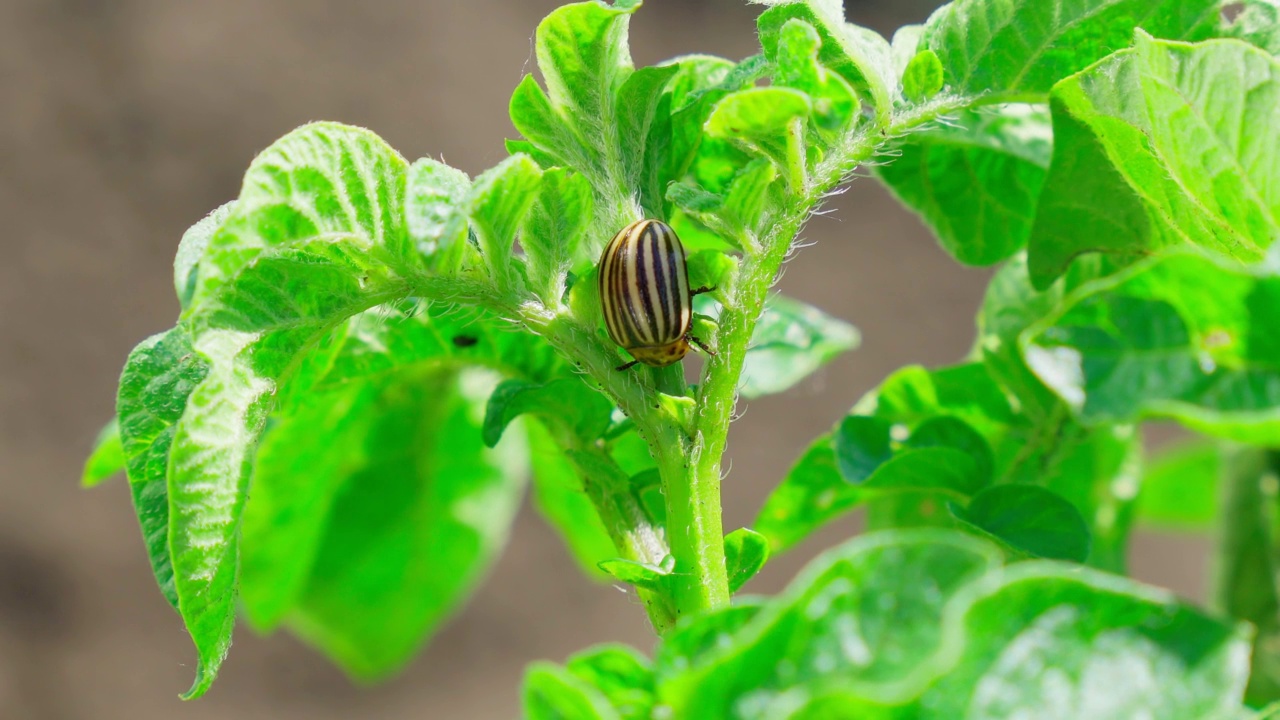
[690,285,716,297]
[615,359,640,371]
[687,333,716,357]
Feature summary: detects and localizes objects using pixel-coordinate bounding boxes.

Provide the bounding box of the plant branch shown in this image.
[668,100,971,619]
[460,97,975,628]
[559,431,677,633]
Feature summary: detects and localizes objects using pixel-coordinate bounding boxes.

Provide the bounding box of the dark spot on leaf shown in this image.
[452,335,478,348]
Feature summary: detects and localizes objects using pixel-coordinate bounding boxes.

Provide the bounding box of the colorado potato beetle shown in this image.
[598,219,714,370]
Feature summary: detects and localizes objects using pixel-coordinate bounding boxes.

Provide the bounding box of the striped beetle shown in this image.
[598,219,715,371]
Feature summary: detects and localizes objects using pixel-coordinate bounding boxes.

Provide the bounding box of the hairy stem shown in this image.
[659,99,970,621]
[672,208,809,615]
[567,439,677,632]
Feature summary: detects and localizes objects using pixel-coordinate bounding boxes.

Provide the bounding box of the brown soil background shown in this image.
[0,1,1208,717]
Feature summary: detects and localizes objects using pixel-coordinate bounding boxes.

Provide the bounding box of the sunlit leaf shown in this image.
[1028,35,1280,287]
[923,0,1221,101]
[877,104,1051,266]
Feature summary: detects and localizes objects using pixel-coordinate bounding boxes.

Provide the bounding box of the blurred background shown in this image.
[0,0,1210,717]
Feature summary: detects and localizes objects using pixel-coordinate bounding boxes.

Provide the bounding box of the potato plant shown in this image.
[83,0,1280,716]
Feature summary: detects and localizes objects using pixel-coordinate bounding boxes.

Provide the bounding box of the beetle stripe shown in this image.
[624,225,654,344]
[633,226,655,342]
[671,226,690,331]
[648,224,673,341]
[666,225,683,332]
[600,230,626,346]
[607,233,636,346]
[614,223,644,346]
[639,225,667,343]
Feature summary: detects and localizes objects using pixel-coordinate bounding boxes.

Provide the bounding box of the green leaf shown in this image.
[705,87,813,143]
[657,530,1004,716]
[833,416,894,483]
[755,403,1002,554]
[404,157,471,273]
[901,48,944,102]
[598,556,674,593]
[1138,440,1221,531]
[689,137,759,198]
[1225,0,1280,56]
[862,361,1141,571]
[900,416,996,486]
[1257,701,1280,719]
[528,420,617,579]
[922,0,1222,101]
[876,104,1052,266]
[468,153,543,291]
[666,182,721,215]
[654,602,763,689]
[530,0,639,183]
[854,417,995,534]
[667,160,780,250]
[483,377,613,448]
[720,159,779,238]
[166,122,421,699]
[510,74,583,172]
[724,528,769,594]
[525,662,624,720]
[188,122,412,321]
[522,168,594,306]
[756,1,894,128]
[1035,422,1142,573]
[283,302,565,406]
[772,19,859,133]
[862,363,1016,442]
[955,484,1092,562]
[565,646,655,720]
[839,415,992,496]
[536,0,638,127]
[174,201,234,310]
[241,302,561,633]
[616,64,682,216]
[920,563,1250,718]
[115,328,209,608]
[1024,251,1280,444]
[506,136,566,171]
[763,353,1134,568]
[1027,35,1280,287]
[753,435,849,553]
[739,294,859,399]
[705,87,812,183]
[664,55,767,202]
[665,55,737,111]
[264,367,524,681]
[82,418,125,488]
[167,329,298,699]
[653,530,1249,716]
[978,253,1108,422]
[781,693,899,719]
